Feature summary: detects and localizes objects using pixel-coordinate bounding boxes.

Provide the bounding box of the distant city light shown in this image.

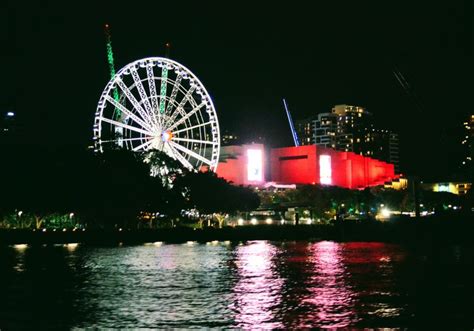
[438,184,450,192]
[13,244,28,250]
[64,243,78,251]
[6,112,14,117]
[381,208,391,218]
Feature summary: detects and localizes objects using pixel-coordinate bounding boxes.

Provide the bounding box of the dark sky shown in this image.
[2,0,472,179]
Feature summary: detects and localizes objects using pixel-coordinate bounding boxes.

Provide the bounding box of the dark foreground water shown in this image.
[0,241,472,329]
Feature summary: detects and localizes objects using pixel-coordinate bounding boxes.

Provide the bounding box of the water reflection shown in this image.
[73,244,236,328]
[0,241,471,329]
[231,241,283,329]
[303,241,358,328]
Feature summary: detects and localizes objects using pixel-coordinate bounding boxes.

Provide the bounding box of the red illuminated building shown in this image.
[271,145,395,189]
[217,144,396,189]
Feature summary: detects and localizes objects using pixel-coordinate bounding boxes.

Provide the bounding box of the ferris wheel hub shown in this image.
[161,130,173,142]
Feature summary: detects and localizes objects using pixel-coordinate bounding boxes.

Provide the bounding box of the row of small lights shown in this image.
[12,243,79,251]
[13,240,236,250]
[14,240,238,250]
[30,228,86,232]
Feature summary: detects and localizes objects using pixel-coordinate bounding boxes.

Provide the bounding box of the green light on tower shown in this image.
[159,42,171,114]
[105,24,120,118]
[159,67,168,114]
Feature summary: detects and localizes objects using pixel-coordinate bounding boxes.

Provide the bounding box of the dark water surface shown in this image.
[0,241,472,329]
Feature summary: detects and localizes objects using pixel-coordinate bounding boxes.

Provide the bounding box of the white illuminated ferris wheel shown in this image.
[93,57,220,172]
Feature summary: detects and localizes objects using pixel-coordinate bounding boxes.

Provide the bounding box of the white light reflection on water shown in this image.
[230,241,284,329]
[302,241,358,328]
[1,241,471,328]
[12,244,28,272]
[75,244,235,328]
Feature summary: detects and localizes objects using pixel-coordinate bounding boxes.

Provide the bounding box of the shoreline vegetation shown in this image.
[1,214,472,246]
[1,147,472,246]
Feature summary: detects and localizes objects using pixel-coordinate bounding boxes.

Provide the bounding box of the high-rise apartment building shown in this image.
[295,104,400,172]
[314,112,337,149]
[295,117,316,146]
[370,130,400,173]
[333,105,375,155]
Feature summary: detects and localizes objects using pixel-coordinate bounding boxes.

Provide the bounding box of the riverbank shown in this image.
[1,216,472,246]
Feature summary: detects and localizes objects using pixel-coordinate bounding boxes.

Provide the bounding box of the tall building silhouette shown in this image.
[296,104,400,172]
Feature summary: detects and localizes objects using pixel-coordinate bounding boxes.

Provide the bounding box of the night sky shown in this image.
[2,1,472,179]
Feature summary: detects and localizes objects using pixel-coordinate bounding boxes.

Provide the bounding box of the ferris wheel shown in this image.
[93,57,220,172]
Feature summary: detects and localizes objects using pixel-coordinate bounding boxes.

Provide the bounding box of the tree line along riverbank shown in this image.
[1,214,473,246]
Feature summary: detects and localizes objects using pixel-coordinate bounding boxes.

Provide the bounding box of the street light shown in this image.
[17,210,23,228]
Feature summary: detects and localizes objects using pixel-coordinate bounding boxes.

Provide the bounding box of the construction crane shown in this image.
[283,98,300,147]
[104,23,120,117]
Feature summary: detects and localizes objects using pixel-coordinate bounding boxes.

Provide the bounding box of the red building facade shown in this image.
[217,144,396,189]
[271,145,395,189]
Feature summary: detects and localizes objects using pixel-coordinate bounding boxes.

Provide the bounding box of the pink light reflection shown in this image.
[230,241,283,329]
[302,241,358,328]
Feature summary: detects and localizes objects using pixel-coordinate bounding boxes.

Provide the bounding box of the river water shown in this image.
[0,240,472,329]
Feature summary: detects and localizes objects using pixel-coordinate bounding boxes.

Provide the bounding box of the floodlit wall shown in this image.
[218,144,396,188]
[216,144,265,186]
[270,145,396,189]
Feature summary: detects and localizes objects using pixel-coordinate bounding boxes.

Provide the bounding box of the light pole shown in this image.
[69,212,75,229]
[17,210,23,228]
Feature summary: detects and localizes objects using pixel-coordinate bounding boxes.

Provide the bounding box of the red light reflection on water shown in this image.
[302,241,358,328]
[230,241,284,329]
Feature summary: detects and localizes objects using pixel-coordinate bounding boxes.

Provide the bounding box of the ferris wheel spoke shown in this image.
[166,142,194,170]
[167,102,206,132]
[146,65,159,115]
[132,139,153,152]
[164,107,186,131]
[169,141,212,166]
[164,85,196,129]
[105,96,154,132]
[100,137,148,143]
[130,67,157,127]
[165,75,182,115]
[172,121,213,135]
[99,116,154,136]
[172,137,217,145]
[116,78,156,129]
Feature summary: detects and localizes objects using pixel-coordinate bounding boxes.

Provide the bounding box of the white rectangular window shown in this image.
[319,155,332,185]
[247,149,263,181]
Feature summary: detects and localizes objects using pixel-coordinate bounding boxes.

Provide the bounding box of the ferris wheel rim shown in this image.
[93,57,220,172]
